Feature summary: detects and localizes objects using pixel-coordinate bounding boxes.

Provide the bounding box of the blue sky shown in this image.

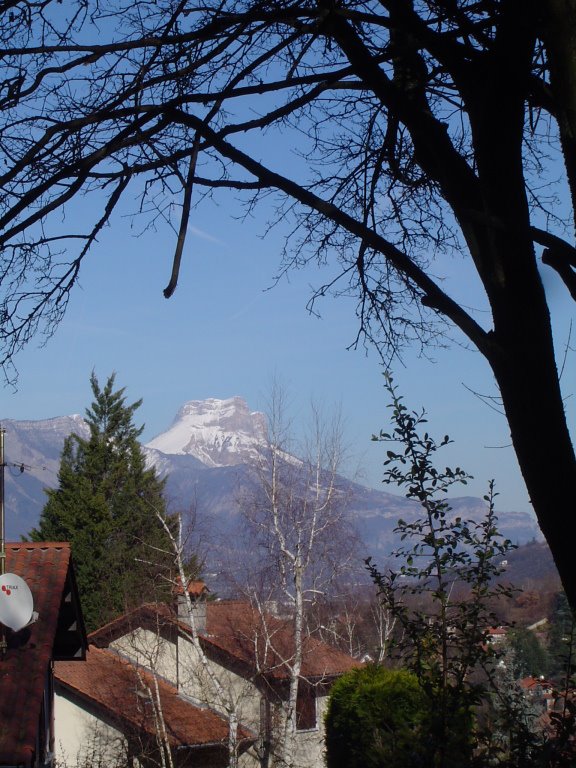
[2,3,574,524]
[4,180,574,522]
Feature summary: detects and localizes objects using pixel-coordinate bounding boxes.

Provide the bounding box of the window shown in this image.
[296,681,317,731]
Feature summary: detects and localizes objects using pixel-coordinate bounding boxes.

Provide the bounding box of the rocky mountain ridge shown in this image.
[2,398,542,564]
[146,396,267,467]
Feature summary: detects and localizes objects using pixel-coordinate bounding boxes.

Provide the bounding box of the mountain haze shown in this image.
[2,398,542,562]
[1,415,89,536]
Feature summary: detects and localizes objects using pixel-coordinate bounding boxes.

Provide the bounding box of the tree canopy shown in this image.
[29,372,175,630]
[1,2,576,605]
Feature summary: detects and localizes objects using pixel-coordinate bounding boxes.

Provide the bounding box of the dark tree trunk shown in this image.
[468,28,576,607]
[491,334,576,608]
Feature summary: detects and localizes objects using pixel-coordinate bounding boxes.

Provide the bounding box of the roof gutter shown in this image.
[176,736,256,751]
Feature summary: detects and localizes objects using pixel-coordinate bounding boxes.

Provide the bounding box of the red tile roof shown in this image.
[90,602,177,644]
[487,626,507,637]
[56,646,254,749]
[90,600,361,683]
[518,675,555,693]
[0,542,81,767]
[204,601,361,681]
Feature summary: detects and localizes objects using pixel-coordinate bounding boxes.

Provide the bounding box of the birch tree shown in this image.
[240,393,356,768]
[312,590,397,663]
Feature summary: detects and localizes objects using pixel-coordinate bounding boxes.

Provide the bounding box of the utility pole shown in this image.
[0,426,4,578]
[0,426,5,656]
[0,430,35,657]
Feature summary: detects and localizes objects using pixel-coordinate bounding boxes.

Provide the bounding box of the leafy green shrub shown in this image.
[325,665,430,768]
[365,374,519,766]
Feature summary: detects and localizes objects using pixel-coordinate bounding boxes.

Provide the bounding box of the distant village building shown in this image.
[518,676,556,712]
[486,626,508,644]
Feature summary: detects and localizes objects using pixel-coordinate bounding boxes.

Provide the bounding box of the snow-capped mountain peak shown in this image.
[145,396,267,467]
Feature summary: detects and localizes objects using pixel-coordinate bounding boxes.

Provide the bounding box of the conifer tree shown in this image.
[29,373,175,630]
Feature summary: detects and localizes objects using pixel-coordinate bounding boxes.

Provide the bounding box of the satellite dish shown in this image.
[0,573,34,631]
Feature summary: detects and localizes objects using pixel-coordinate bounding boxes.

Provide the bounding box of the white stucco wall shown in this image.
[108,627,178,682]
[176,635,329,768]
[54,687,128,768]
[177,636,262,727]
[293,693,328,768]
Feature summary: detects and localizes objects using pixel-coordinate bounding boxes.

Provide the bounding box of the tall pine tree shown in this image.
[30,373,175,630]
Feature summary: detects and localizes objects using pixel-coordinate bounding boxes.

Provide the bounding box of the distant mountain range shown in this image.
[2,397,543,569]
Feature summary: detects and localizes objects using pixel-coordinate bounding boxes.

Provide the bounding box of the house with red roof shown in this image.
[0,542,86,768]
[486,626,508,644]
[55,645,255,767]
[518,675,556,712]
[65,583,361,767]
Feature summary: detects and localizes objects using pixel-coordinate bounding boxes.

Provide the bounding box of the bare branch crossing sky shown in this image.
[5,186,573,519]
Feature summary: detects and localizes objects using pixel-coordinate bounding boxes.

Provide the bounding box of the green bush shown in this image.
[325,665,430,768]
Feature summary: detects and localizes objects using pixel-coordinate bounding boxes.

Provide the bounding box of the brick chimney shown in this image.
[173,578,209,634]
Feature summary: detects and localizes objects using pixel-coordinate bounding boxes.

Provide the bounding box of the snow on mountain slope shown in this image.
[2,400,543,557]
[145,396,267,467]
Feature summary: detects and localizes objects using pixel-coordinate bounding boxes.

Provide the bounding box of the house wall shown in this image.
[107,625,262,730]
[104,628,264,766]
[108,627,178,683]
[177,636,263,727]
[176,637,330,768]
[54,686,128,767]
[244,692,328,768]
[99,626,331,768]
